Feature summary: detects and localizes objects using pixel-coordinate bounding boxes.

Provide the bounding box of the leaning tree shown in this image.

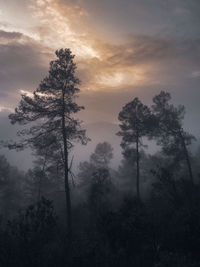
[9,48,89,239]
[152,91,195,183]
[117,98,153,200]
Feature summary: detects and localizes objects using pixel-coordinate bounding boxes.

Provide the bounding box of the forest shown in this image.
[0,48,200,267]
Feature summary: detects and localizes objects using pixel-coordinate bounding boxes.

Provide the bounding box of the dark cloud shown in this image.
[73,0,200,38]
[0,30,23,40]
[0,30,52,107]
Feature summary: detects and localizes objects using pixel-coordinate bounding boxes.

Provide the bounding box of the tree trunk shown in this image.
[136,133,140,200]
[38,152,47,202]
[62,92,72,241]
[179,131,194,184]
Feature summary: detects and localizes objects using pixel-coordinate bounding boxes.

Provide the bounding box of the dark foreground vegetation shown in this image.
[0,49,200,266]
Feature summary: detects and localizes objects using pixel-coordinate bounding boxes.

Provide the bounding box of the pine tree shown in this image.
[152,91,194,183]
[117,98,153,199]
[9,48,89,239]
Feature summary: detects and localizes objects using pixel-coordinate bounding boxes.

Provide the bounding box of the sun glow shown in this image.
[20,90,33,98]
[98,68,146,88]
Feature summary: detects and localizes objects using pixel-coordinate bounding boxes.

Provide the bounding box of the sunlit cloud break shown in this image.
[29,0,99,58]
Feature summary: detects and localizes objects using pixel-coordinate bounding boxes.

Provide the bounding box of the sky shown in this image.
[0,0,200,140]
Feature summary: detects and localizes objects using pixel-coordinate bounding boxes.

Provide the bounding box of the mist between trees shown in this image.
[0,49,200,267]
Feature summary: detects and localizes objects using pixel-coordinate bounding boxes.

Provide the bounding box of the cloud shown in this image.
[173,7,190,16]
[29,0,98,58]
[75,35,200,91]
[0,29,52,109]
[0,30,23,41]
[1,0,198,93]
[191,71,200,78]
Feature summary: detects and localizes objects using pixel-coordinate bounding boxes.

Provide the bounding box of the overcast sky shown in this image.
[0,0,200,135]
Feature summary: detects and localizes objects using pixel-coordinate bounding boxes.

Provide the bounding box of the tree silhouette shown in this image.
[9,48,89,240]
[152,91,195,183]
[78,142,113,187]
[90,142,113,168]
[117,98,153,200]
[0,155,24,221]
[29,132,64,202]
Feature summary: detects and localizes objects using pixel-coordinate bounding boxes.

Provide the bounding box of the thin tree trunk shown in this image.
[62,91,72,241]
[38,151,47,202]
[136,133,140,200]
[179,131,194,184]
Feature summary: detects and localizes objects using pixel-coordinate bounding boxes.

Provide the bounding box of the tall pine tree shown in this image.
[9,48,88,239]
[117,98,153,199]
